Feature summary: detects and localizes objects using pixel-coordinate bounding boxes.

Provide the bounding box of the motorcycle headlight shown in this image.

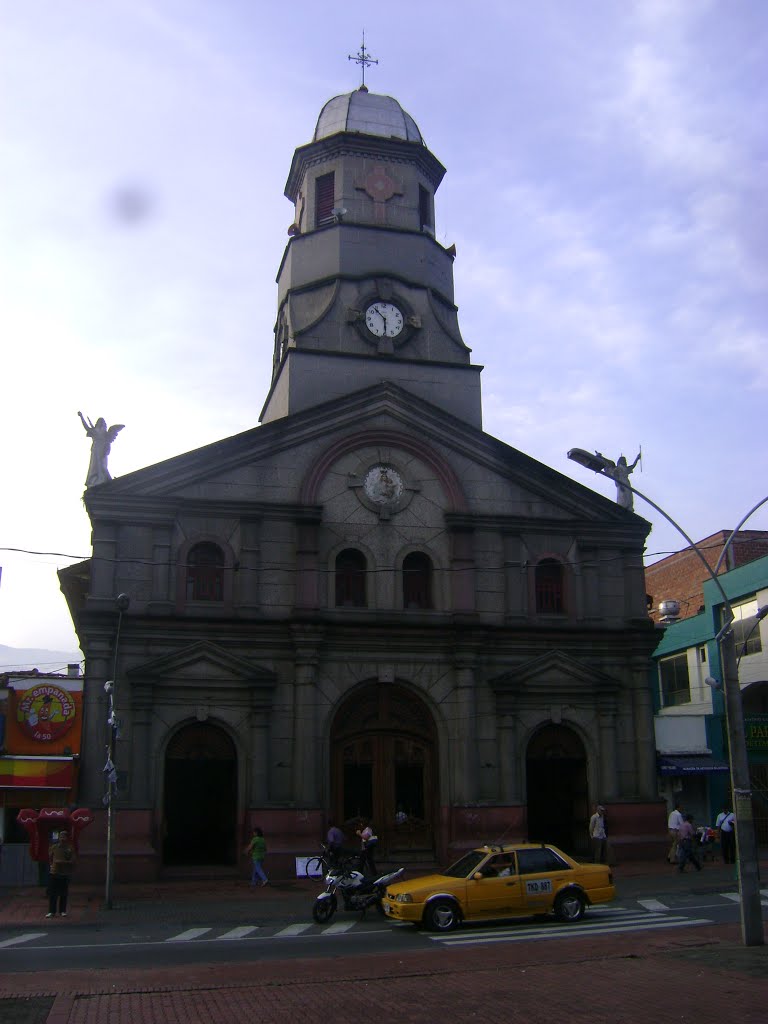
[395,893,414,903]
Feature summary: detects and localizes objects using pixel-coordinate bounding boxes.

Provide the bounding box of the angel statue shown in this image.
[78,412,124,488]
[595,450,641,510]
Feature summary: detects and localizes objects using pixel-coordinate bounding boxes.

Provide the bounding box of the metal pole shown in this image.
[104,594,129,910]
[602,479,764,947]
[566,452,764,947]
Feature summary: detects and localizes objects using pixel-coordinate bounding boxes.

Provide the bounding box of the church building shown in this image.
[61,85,662,880]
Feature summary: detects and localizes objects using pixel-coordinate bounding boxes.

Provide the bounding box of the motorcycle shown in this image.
[312,864,404,924]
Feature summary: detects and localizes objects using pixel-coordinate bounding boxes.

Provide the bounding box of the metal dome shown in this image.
[313,88,424,144]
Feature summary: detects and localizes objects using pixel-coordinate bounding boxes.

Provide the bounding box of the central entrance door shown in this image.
[331,683,437,858]
[526,724,589,856]
[163,723,237,866]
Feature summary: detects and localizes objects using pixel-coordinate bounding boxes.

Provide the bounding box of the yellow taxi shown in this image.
[382,842,615,931]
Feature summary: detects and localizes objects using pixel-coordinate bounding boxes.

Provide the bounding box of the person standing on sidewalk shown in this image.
[47,828,76,918]
[677,814,702,873]
[356,819,378,876]
[588,804,608,863]
[715,805,736,864]
[245,827,268,887]
[667,802,684,863]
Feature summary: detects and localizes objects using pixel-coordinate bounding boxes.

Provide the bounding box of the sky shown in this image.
[1,0,767,663]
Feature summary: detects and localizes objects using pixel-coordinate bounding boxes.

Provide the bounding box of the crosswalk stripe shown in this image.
[722,891,768,906]
[0,932,47,948]
[275,923,313,937]
[638,899,668,912]
[322,921,357,935]
[431,916,713,946]
[217,926,260,940]
[434,909,646,942]
[165,927,212,942]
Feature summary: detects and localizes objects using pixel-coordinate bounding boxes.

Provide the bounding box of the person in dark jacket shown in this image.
[47,829,76,917]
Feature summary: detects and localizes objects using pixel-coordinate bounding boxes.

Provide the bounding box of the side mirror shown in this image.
[473,872,483,880]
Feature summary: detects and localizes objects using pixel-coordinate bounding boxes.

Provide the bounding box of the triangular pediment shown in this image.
[84,381,648,535]
[127,641,277,698]
[489,650,620,705]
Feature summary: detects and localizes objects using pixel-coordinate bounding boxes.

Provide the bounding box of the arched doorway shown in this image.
[526,724,589,856]
[163,722,237,866]
[331,683,438,857]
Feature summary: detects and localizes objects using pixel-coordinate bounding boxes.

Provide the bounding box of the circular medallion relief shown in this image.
[363,465,404,506]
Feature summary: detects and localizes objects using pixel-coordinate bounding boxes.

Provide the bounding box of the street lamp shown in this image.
[104,592,130,910]
[567,448,765,947]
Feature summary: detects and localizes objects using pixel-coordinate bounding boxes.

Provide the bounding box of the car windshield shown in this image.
[441,851,487,878]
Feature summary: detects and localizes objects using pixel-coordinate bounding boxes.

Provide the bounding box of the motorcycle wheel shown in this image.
[375,899,386,916]
[312,895,338,924]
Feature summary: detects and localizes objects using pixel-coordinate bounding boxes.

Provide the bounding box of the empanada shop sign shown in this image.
[17,684,77,742]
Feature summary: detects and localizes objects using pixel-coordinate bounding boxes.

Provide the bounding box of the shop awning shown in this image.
[657,755,730,775]
[0,756,75,789]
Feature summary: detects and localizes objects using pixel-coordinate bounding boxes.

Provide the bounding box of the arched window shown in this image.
[535,558,564,614]
[186,542,225,602]
[335,549,367,607]
[403,552,433,609]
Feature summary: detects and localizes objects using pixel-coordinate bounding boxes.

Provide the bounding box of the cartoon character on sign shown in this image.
[17,685,77,742]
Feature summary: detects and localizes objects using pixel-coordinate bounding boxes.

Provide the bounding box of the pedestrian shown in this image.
[356,819,378,876]
[326,820,345,866]
[677,814,702,873]
[715,805,736,864]
[589,804,608,863]
[667,802,684,863]
[47,828,76,918]
[244,827,268,886]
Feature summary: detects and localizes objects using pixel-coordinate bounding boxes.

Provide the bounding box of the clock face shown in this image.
[365,301,404,338]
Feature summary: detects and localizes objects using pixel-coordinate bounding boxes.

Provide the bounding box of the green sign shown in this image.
[745,714,768,763]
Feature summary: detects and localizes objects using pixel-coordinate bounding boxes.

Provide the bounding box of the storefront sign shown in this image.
[745,714,768,761]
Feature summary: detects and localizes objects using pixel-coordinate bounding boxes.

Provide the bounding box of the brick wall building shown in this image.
[645,530,768,623]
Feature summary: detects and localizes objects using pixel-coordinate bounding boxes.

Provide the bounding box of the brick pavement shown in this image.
[1,857,766,1023]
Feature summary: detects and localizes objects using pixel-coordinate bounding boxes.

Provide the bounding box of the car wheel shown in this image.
[425,899,460,932]
[554,890,585,922]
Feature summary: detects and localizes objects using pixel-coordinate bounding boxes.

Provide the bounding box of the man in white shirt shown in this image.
[667,802,684,863]
[715,806,736,864]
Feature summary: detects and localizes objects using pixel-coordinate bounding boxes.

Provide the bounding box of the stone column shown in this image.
[248,710,269,805]
[631,661,657,799]
[294,521,319,610]
[452,649,479,803]
[129,683,153,806]
[497,712,519,803]
[239,519,262,613]
[79,638,112,807]
[291,626,323,805]
[597,705,619,800]
[449,527,476,615]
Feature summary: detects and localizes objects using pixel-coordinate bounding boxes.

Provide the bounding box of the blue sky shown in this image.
[1,0,766,656]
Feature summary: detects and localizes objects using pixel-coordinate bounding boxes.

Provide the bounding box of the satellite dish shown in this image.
[331,207,348,218]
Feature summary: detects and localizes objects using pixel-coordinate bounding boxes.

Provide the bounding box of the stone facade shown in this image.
[61,88,662,880]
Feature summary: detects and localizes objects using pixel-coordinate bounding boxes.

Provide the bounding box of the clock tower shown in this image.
[260,86,483,427]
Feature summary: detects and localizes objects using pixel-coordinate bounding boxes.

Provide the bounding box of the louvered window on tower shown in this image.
[315,172,336,227]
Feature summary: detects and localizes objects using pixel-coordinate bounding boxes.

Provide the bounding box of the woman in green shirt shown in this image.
[245,827,268,886]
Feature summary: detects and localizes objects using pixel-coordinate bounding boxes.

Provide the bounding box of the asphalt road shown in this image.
[0,891,753,972]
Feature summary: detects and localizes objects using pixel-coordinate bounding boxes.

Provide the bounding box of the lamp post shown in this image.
[104,593,130,910]
[567,448,764,947]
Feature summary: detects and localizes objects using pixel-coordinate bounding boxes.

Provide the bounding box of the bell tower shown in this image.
[260,87,483,427]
